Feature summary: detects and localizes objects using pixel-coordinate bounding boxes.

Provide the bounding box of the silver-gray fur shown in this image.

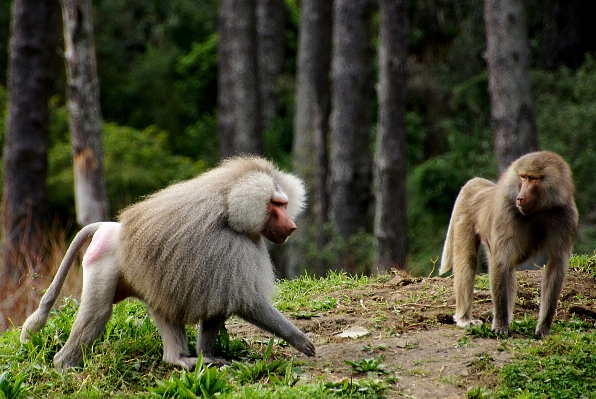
[20,222,103,343]
[21,156,314,371]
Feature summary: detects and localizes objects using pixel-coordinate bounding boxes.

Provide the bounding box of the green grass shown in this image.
[275,270,371,313]
[464,254,596,398]
[0,272,383,398]
[4,260,596,398]
[476,327,596,399]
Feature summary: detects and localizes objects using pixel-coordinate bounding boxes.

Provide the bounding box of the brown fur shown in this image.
[440,151,577,337]
[21,156,314,370]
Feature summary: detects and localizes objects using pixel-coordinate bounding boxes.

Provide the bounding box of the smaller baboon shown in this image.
[440,151,578,337]
[21,156,315,370]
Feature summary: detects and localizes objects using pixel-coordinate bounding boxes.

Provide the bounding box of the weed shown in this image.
[466,386,492,399]
[310,297,338,312]
[455,335,473,348]
[467,353,495,374]
[361,343,387,354]
[212,327,251,360]
[230,338,298,385]
[151,354,232,398]
[467,323,499,339]
[345,356,388,376]
[325,378,387,399]
[0,370,27,399]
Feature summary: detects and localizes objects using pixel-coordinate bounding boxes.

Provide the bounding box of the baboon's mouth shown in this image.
[517,204,536,215]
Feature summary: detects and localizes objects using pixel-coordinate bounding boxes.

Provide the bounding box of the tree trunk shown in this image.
[1,0,60,286]
[62,0,109,226]
[257,0,285,132]
[328,0,373,273]
[287,0,333,278]
[540,0,596,72]
[217,0,263,158]
[484,0,538,175]
[373,0,409,274]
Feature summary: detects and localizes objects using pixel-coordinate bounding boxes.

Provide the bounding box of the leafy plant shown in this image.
[212,327,251,360]
[361,343,387,354]
[324,378,387,399]
[151,354,232,398]
[310,297,338,312]
[230,338,298,386]
[345,356,388,376]
[0,371,27,399]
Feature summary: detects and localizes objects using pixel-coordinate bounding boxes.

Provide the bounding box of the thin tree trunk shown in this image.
[288,0,333,277]
[217,0,263,158]
[328,0,373,273]
[373,0,409,273]
[257,0,285,132]
[484,0,538,174]
[1,0,59,286]
[217,0,235,158]
[62,0,109,226]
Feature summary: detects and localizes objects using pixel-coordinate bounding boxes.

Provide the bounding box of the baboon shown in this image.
[440,151,577,337]
[21,156,315,370]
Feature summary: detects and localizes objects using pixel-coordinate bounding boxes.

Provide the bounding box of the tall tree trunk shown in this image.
[328,0,373,273]
[287,0,333,278]
[257,0,285,132]
[1,0,60,286]
[373,0,409,273]
[217,0,263,158]
[62,0,109,226]
[540,0,596,72]
[484,0,538,175]
[217,0,235,158]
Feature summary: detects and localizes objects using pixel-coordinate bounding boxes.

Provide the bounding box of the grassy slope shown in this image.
[1,258,596,398]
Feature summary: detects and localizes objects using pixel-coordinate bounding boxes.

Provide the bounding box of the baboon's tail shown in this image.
[20,222,104,343]
[439,213,454,275]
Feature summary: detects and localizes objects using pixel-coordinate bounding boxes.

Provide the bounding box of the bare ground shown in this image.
[226,269,596,399]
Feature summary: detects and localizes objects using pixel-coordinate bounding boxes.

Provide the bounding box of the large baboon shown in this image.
[440,151,577,337]
[21,156,315,370]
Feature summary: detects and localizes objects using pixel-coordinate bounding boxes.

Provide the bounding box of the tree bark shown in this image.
[1,0,60,286]
[62,0,109,226]
[287,0,333,277]
[257,0,285,132]
[217,0,235,158]
[217,0,263,158]
[484,0,538,175]
[373,0,409,273]
[328,0,373,272]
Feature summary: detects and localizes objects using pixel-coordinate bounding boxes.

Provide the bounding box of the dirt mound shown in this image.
[227,269,596,398]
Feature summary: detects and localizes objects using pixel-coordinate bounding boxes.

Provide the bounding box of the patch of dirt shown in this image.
[226,269,596,398]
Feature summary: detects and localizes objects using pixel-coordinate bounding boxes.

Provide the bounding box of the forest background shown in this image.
[0,0,596,285]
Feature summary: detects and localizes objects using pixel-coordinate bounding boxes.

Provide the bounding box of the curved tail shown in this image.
[20,222,104,343]
[439,214,454,275]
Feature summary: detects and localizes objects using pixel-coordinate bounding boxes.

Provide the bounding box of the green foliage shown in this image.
[48,106,206,216]
[324,378,387,399]
[151,354,232,398]
[275,271,370,313]
[230,339,298,386]
[212,328,251,360]
[570,253,596,278]
[534,57,596,254]
[344,357,388,376]
[0,371,27,399]
[94,0,218,135]
[490,331,596,399]
[298,225,376,275]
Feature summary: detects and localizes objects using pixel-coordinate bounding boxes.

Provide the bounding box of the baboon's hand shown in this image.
[293,333,316,357]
